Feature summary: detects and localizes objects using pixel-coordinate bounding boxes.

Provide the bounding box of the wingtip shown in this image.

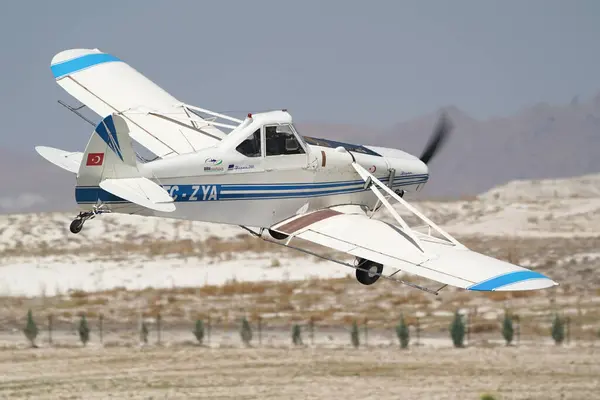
[493,277,558,291]
[50,49,120,79]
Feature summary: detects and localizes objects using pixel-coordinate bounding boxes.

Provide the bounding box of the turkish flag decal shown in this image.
[86,153,104,166]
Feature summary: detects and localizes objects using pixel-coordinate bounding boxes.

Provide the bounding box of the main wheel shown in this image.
[69,219,84,234]
[268,229,289,240]
[355,259,383,285]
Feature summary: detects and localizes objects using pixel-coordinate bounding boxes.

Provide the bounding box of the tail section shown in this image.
[75,113,175,212]
[77,114,139,187]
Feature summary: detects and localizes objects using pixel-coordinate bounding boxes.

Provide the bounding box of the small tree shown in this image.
[502,311,514,346]
[23,309,39,348]
[140,321,149,344]
[193,320,205,345]
[292,324,302,346]
[450,310,465,348]
[350,320,360,348]
[240,317,253,346]
[78,314,90,346]
[396,314,410,349]
[551,313,565,345]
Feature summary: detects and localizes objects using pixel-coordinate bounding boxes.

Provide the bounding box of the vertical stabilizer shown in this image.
[77,114,140,187]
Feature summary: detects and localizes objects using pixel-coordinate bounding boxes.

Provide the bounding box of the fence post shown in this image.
[47,314,53,346]
[207,314,211,346]
[515,315,520,346]
[309,317,315,346]
[416,316,420,347]
[363,318,368,347]
[566,316,570,345]
[257,315,262,346]
[465,312,470,347]
[156,312,162,345]
[99,314,104,345]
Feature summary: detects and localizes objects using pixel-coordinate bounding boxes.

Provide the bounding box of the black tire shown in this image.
[69,219,83,234]
[355,259,383,285]
[268,229,289,240]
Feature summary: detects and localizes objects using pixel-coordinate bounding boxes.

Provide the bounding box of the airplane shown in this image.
[36,48,558,295]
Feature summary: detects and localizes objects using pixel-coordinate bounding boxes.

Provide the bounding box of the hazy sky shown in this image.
[1,0,599,153]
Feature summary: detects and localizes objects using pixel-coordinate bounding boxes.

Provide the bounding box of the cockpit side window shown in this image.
[265,124,305,156]
[236,129,261,157]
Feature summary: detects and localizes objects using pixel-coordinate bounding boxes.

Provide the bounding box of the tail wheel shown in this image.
[69,219,84,234]
[355,258,383,285]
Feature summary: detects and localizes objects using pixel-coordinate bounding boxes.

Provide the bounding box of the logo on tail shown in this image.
[95,115,123,161]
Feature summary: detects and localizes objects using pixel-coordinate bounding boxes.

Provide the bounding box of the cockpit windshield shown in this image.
[265,124,305,156]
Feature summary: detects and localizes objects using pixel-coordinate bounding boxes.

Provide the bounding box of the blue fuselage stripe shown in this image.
[74,178,428,204]
[51,53,121,79]
[223,174,428,191]
[467,270,549,291]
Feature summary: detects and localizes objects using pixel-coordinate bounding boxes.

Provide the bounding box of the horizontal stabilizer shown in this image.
[35,146,82,173]
[99,177,176,212]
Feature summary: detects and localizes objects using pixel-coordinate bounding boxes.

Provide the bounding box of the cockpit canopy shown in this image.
[236,123,306,158]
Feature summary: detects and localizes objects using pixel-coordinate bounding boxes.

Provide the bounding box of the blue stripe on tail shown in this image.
[95,115,123,161]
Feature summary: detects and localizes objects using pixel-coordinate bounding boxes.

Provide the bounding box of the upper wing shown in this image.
[51,48,226,158]
[270,205,557,291]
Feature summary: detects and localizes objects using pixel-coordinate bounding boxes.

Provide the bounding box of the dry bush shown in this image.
[201,280,270,296]
[389,291,429,306]
[483,290,539,302]
[278,282,296,296]
[470,321,498,334]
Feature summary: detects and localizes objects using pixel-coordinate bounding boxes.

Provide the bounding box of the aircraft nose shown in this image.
[365,146,428,174]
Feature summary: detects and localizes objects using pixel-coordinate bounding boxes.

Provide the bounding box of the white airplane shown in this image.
[36,48,558,294]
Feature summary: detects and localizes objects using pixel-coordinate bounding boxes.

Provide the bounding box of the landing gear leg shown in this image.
[69,204,110,234]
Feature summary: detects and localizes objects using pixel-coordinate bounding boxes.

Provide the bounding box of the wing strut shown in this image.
[352,162,466,249]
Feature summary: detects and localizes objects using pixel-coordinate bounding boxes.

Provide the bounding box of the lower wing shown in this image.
[269,164,558,292]
[271,206,556,291]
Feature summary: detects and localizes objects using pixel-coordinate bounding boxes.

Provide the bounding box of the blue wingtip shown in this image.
[467,270,553,291]
[51,53,121,79]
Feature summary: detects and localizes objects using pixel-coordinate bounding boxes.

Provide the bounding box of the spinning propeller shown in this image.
[419,112,453,165]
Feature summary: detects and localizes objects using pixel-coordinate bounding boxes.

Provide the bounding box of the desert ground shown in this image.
[0,174,599,399]
[0,344,598,400]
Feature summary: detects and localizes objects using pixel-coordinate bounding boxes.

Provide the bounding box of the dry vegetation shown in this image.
[3,272,600,343]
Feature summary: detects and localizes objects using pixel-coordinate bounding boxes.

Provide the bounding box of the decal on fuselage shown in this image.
[163,184,221,201]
